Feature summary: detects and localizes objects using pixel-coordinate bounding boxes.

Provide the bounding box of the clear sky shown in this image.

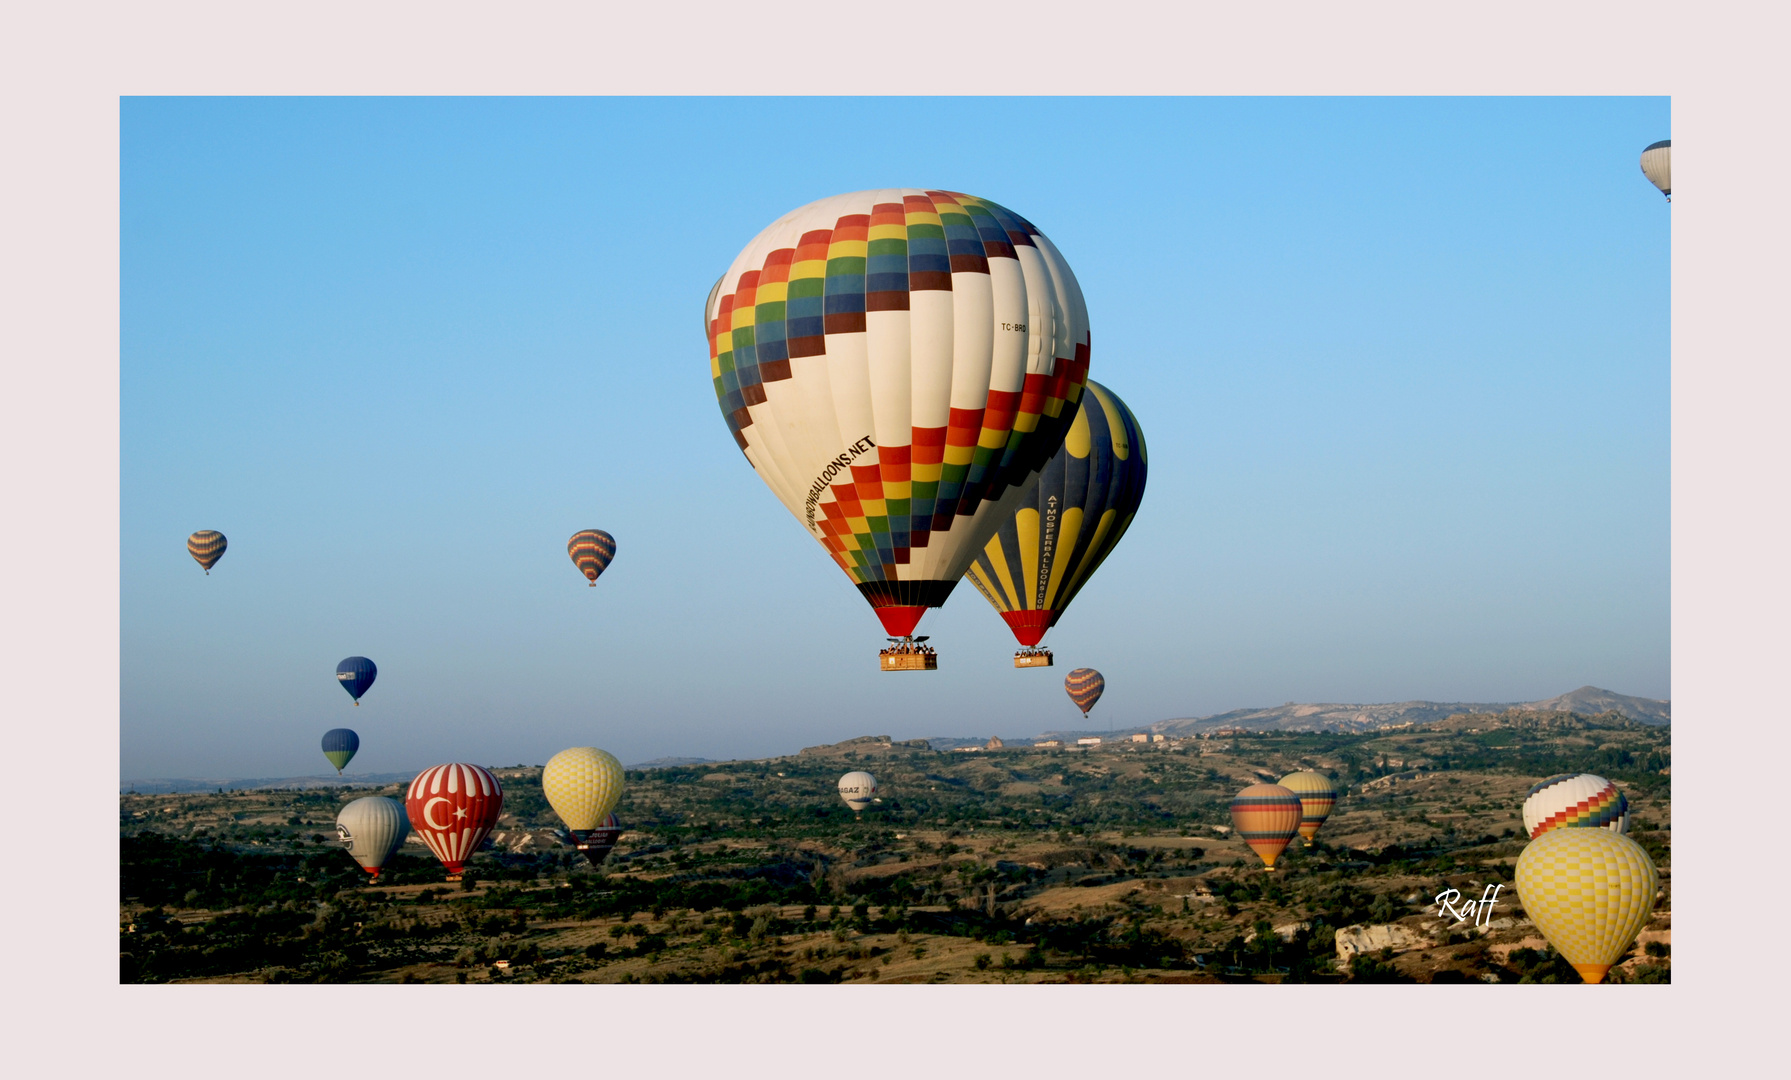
[121,96,1669,780]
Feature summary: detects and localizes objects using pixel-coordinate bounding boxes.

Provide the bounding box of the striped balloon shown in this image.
[405,763,504,879]
[966,380,1148,646]
[336,796,410,880]
[1278,771,1339,843]
[1523,773,1629,839]
[187,530,227,573]
[1515,827,1658,984]
[1230,784,1304,870]
[567,529,617,586]
[320,728,359,774]
[1064,668,1105,715]
[707,189,1091,641]
[335,656,377,704]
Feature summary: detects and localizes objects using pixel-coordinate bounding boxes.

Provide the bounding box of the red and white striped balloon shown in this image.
[405,763,504,878]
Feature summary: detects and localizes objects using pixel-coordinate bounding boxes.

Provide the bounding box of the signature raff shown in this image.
[1433,884,1504,927]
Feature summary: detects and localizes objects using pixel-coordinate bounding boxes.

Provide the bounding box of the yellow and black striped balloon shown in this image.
[964,380,1146,646]
[187,530,227,574]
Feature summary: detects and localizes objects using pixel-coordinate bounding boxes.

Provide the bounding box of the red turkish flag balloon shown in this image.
[405,763,504,878]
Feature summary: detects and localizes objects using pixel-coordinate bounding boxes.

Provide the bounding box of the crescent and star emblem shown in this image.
[423,797,452,830]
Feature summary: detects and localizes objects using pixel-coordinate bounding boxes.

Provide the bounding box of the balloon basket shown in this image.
[880,649,937,671]
[444,873,463,883]
[1014,649,1053,668]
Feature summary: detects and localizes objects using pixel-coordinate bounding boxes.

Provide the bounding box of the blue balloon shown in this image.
[336,656,377,704]
[321,728,360,773]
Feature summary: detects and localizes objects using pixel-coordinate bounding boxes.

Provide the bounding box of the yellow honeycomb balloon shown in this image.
[542,747,625,831]
[1515,827,1658,984]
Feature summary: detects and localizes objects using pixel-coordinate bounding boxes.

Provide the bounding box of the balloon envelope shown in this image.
[1064,668,1105,715]
[567,529,617,586]
[542,747,625,831]
[569,813,623,866]
[1522,773,1629,839]
[321,728,360,774]
[967,380,1147,646]
[838,771,878,812]
[706,189,1092,639]
[187,530,226,573]
[1230,784,1303,869]
[405,763,504,877]
[1278,771,1338,843]
[336,656,377,703]
[336,796,410,879]
[1640,139,1671,198]
[1515,827,1658,984]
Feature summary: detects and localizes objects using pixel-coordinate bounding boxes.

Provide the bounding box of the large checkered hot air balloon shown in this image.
[1515,827,1658,984]
[706,190,1090,657]
[405,763,504,880]
[966,380,1147,649]
[567,529,616,587]
[543,747,625,865]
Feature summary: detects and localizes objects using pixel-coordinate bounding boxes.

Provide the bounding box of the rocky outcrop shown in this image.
[1335,923,1430,960]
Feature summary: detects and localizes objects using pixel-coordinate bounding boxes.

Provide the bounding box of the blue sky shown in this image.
[121,97,1669,779]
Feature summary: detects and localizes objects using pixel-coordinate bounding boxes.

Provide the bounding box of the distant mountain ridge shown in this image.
[1140,685,1669,736]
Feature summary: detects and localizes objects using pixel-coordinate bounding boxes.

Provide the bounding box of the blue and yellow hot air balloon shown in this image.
[336,657,377,705]
[321,728,359,774]
[568,530,617,587]
[966,380,1146,649]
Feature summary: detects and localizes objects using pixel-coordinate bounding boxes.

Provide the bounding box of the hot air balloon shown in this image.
[1522,773,1630,839]
[567,529,617,587]
[543,746,626,864]
[1640,139,1671,201]
[187,530,227,574]
[1278,771,1338,844]
[1064,668,1105,716]
[705,189,1091,660]
[321,728,359,775]
[838,771,878,813]
[570,813,624,866]
[336,656,376,705]
[405,763,504,881]
[336,796,410,881]
[1515,827,1658,984]
[966,380,1146,663]
[1230,784,1303,870]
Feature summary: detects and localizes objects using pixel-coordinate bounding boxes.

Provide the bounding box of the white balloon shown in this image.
[838,771,878,813]
[336,796,410,878]
[1640,140,1671,199]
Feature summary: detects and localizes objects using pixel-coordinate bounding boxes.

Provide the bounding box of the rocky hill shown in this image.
[1145,685,1668,736]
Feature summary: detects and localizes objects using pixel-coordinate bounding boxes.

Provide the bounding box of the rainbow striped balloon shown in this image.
[1230,783,1304,870]
[1278,770,1339,843]
[707,189,1090,641]
[567,529,617,587]
[1064,668,1105,715]
[1523,773,1630,839]
[187,530,227,574]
